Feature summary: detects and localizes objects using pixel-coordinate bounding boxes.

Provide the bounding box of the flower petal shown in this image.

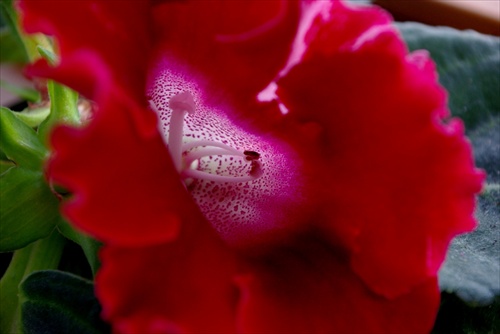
[236,232,440,334]
[151,0,300,107]
[39,52,196,246]
[97,218,238,333]
[276,1,485,298]
[19,0,151,102]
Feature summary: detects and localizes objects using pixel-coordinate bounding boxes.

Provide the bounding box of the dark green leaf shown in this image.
[397,22,500,131]
[0,148,7,160]
[0,159,14,174]
[0,107,48,170]
[20,270,110,334]
[0,167,60,251]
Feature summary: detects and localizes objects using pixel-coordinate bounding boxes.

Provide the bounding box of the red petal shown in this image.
[97,218,238,333]
[41,51,199,246]
[19,0,151,102]
[276,1,485,298]
[236,232,440,333]
[151,0,300,107]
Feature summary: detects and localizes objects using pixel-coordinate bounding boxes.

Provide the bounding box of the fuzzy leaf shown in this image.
[20,270,110,334]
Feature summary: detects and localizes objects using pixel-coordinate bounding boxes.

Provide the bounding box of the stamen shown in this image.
[184,147,243,166]
[182,140,243,156]
[182,169,258,183]
[168,92,196,171]
[164,91,263,184]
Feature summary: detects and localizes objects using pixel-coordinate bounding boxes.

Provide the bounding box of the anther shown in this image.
[244,150,260,161]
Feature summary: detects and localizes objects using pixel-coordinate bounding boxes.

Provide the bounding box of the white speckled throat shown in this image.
[147,64,301,242]
[150,91,263,185]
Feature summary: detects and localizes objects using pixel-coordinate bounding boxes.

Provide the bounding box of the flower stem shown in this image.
[0,231,65,334]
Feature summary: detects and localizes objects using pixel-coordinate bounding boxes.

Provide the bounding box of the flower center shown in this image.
[151,91,263,185]
[148,64,302,243]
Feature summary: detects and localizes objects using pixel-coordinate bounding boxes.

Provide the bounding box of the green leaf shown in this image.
[20,270,110,334]
[38,81,79,146]
[11,106,50,128]
[37,45,58,65]
[397,22,500,131]
[398,23,500,306]
[0,159,14,174]
[0,167,60,251]
[0,0,29,63]
[0,107,48,170]
[0,27,27,63]
[0,232,65,334]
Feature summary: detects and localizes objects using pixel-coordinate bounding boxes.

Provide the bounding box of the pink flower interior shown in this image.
[147,60,304,244]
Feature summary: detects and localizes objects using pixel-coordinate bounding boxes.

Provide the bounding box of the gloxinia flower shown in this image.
[20,0,484,333]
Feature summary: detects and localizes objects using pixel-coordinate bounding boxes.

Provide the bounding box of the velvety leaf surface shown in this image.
[20,270,110,334]
[398,22,500,305]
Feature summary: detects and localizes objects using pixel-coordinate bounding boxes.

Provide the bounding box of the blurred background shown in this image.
[375,0,499,36]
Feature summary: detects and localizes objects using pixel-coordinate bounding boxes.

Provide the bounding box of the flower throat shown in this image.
[148,65,300,242]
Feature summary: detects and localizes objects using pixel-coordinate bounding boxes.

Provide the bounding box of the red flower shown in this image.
[20,0,484,333]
